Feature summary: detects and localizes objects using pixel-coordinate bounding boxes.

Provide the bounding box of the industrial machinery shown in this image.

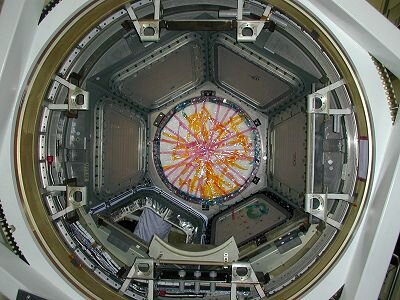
[0,0,399,299]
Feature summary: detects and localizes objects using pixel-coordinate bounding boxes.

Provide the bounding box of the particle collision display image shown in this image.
[154,96,261,204]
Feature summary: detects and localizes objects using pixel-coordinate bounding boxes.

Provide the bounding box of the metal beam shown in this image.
[307,0,400,78]
[0,1,90,298]
[0,0,41,146]
[342,117,400,300]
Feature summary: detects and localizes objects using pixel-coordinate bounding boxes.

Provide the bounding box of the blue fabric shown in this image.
[133,208,172,243]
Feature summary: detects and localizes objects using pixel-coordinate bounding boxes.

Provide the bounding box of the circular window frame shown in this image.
[153,96,262,204]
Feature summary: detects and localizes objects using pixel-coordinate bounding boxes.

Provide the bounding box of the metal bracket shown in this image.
[46,185,87,220]
[237,0,271,42]
[48,76,89,111]
[305,78,354,229]
[231,262,266,300]
[126,0,160,42]
[120,258,154,299]
[120,258,265,299]
[307,79,352,115]
[149,235,239,264]
[153,112,165,127]
[305,193,352,229]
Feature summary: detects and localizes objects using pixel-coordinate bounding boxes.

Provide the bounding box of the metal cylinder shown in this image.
[333,115,341,133]
[209,271,217,293]
[218,9,250,18]
[269,13,288,28]
[194,270,201,293]
[178,270,186,292]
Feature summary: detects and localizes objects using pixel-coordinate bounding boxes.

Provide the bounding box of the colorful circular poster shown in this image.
[154,96,261,204]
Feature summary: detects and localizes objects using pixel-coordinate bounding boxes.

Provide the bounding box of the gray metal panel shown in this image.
[110,33,206,109]
[264,31,322,78]
[211,34,305,110]
[268,101,307,206]
[271,112,307,194]
[94,99,146,197]
[217,46,291,107]
[119,43,200,108]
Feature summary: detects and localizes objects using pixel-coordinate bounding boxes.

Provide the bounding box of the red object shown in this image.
[47,155,54,165]
[158,290,166,296]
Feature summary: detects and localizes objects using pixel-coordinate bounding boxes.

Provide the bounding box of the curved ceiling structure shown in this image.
[0,1,399,300]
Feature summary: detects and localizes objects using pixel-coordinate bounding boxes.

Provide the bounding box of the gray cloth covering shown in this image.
[111,196,200,243]
[133,208,172,243]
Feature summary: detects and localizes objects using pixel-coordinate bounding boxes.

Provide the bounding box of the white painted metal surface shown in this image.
[0,0,89,299]
[299,1,398,299]
[0,0,398,299]
[308,0,400,79]
[0,243,71,299]
[343,118,400,300]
